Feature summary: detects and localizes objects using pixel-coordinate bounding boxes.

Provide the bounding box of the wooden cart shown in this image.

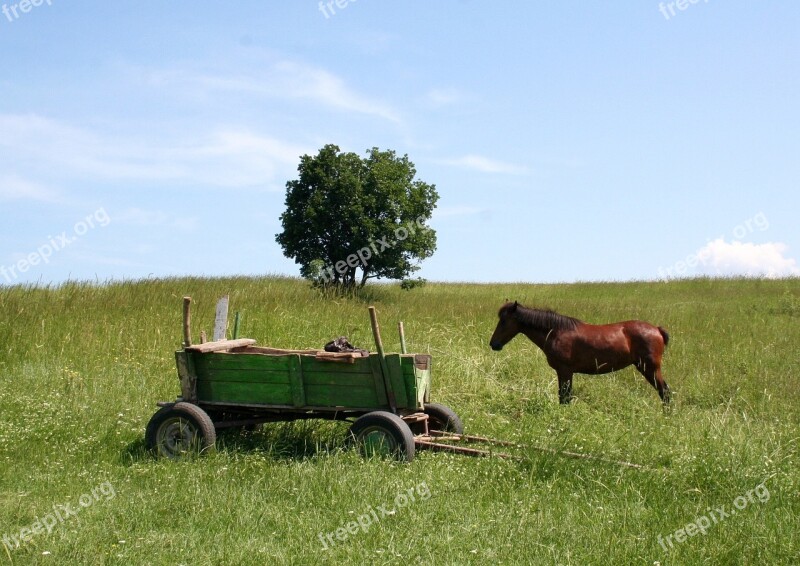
[146,297,478,462]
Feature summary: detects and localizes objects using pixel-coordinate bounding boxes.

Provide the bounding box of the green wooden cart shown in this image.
[146,297,471,462]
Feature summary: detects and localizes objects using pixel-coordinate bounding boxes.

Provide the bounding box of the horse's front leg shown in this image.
[556,370,573,404]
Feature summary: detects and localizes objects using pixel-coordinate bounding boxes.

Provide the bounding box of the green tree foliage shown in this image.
[276,144,439,289]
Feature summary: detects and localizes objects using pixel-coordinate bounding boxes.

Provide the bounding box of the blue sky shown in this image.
[1,1,798,285]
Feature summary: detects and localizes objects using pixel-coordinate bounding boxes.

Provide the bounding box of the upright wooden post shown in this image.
[369,306,397,412]
[232,312,241,340]
[369,306,385,357]
[398,321,408,355]
[213,295,229,341]
[182,296,192,348]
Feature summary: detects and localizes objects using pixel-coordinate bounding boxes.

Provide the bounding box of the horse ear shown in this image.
[511,300,518,312]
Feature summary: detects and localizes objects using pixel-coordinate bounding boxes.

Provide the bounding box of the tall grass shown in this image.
[0,276,798,564]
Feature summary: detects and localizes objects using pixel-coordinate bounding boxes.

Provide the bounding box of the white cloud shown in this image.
[0,114,310,189]
[142,59,402,124]
[0,175,59,202]
[114,208,167,226]
[273,61,402,123]
[426,88,463,107]
[185,130,310,188]
[439,154,528,175]
[116,208,198,232]
[696,238,800,278]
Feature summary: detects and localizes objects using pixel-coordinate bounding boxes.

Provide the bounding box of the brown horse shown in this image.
[489,301,671,405]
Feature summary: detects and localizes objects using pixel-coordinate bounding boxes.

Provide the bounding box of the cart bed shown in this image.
[176,344,431,414]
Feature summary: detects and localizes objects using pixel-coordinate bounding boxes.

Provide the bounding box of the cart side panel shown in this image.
[288,354,305,407]
[191,352,294,406]
[300,356,383,408]
[400,354,431,408]
[418,355,432,404]
[400,357,417,409]
[185,350,428,411]
[385,354,411,409]
[368,355,391,410]
[175,350,198,403]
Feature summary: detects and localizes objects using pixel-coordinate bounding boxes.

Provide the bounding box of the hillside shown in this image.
[0,277,798,564]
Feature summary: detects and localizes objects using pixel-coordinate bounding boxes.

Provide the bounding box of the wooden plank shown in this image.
[385,354,410,409]
[196,380,293,405]
[300,358,373,374]
[368,306,385,355]
[232,312,241,339]
[302,372,377,388]
[230,346,322,355]
[213,295,229,341]
[314,352,364,363]
[398,321,407,354]
[368,307,396,412]
[400,357,420,409]
[414,439,521,460]
[197,400,385,412]
[196,379,380,409]
[288,354,305,407]
[401,355,431,408]
[182,296,192,347]
[185,338,256,353]
[304,384,380,407]
[413,355,432,404]
[314,356,355,364]
[196,369,292,385]
[194,353,292,372]
[175,350,197,403]
[368,355,389,410]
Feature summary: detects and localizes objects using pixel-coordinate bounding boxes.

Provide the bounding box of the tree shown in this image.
[276,144,439,289]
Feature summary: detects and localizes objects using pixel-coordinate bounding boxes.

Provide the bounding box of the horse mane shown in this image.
[503,303,582,331]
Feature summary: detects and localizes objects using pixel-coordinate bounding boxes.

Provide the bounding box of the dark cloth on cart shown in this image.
[324,336,369,357]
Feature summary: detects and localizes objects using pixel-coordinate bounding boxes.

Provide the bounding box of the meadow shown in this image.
[0,276,798,565]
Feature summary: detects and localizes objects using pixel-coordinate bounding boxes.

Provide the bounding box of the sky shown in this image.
[1,1,799,285]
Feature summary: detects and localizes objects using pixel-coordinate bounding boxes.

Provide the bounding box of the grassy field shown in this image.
[0,276,798,565]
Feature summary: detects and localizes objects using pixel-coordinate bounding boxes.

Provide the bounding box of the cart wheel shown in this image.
[424,403,464,434]
[145,402,217,459]
[348,411,415,462]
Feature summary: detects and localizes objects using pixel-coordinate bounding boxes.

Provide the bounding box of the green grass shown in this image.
[0,276,798,565]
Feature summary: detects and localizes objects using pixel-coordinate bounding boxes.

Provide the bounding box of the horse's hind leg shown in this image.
[635,360,670,404]
[656,367,671,404]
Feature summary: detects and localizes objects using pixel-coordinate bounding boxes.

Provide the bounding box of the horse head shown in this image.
[489,301,522,351]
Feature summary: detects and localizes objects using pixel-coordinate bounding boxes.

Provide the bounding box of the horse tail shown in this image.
[658,326,670,347]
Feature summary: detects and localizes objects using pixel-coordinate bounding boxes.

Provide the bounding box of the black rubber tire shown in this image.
[348,411,415,462]
[424,403,464,434]
[145,402,217,459]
